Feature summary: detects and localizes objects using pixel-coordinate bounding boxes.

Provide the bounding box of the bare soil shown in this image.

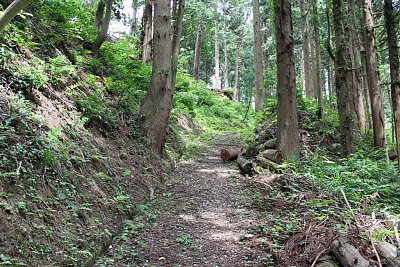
[96,133,268,266]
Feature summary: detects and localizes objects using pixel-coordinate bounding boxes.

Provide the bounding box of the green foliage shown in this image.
[300,150,400,214]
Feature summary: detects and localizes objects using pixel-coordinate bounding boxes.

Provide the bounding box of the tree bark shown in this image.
[274,0,300,158]
[138,0,173,155]
[363,0,386,148]
[0,0,32,33]
[233,36,242,101]
[94,0,105,30]
[330,237,371,267]
[348,0,366,131]
[170,0,185,90]
[300,0,313,99]
[214,11,222,91]
[193,23,204,81]
[223,36,229,91]
[260,149,284,164]
[92,0,113,51]
[253,0,265,111]
[384,0,400,170]
[130,0,138,36]
[312,0,323,119]
[332,0,355,157]
[141,0,153,64]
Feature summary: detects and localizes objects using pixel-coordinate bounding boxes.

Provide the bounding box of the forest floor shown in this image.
[95,133,271,266]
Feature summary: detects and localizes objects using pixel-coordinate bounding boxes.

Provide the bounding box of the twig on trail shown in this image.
[340,187,359,227]
[369,231,383,267]
[310,249,327,267]
[15,161,22,180]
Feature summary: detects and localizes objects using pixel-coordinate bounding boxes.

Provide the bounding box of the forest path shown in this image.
[95,133,267,266]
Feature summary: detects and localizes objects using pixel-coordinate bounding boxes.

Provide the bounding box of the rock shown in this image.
[376,242,397,259]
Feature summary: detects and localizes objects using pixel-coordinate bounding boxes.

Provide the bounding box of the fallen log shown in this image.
[376,242,400,267]
[256,155,279,172]
[221,148,242,161]
[262,138,277,150]
[245,146,258,157]
[260,149,284,164]
[237,154,256,176]
[330,237,374,267]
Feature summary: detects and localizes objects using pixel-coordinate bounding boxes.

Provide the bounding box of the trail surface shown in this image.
[95,134,266,266]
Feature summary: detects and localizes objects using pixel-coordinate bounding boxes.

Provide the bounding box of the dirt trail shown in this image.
[95,133,266,266]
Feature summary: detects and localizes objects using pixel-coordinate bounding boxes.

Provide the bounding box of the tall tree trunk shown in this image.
[138,0,172,155]
[92,0,113,51]
[384,0,400,169]
[0,0,32,33]
[233,36,242,101]
[312,0,323,118]
[253,0,265,111]
[214,13,222,91]
[363,0,386,148]
[332,0,355,157]
[141,0,153,64]
[170,0,185,90]
[300,0,313,98]
[223,37,229,91]
[130,0,138,36]
[274,0,300,158]
[348,0,366,131]
[193,23,203,80]
[94,0,105,30]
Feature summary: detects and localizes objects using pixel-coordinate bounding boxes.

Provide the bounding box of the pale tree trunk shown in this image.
[333,0,355,157]
[0,0,32,33]
[312,0,323,119]
[363,0,386,148]
[138,0,172,155]
[233,36,242,101]
[142,0,153,64]
[384,0,400,169]
[300,0,313,98]
[310,22,316,98]
[94,0,105,29]
[193,23,203,80]
[274,0,300,158]
[214,13,222,91]
[130,0,138,36]
[92,0,113,51]
[253,0,264,111]
[223,37,229,91]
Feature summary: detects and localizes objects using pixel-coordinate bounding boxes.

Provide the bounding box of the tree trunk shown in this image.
[214,12,222,91]
[0,0,32,33]
[141,0,153,64]
[348,0,366,131]
[384,0,400,170]
[260,149,284,163]
[274,0,300,158]
[130,0,138,36]
[300,0,313,99]
[363,0,386,148]
[332,0,355,157]
[330,237,371,267]
[223,37,229,91]
[253,0,264,111]
[92,0,113,51]
[312,0,323,119]
[94,0,105,30]
[193,23,203,81]
[138,0,173,155]
[233,36,242,101]
[170,0,185,90]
